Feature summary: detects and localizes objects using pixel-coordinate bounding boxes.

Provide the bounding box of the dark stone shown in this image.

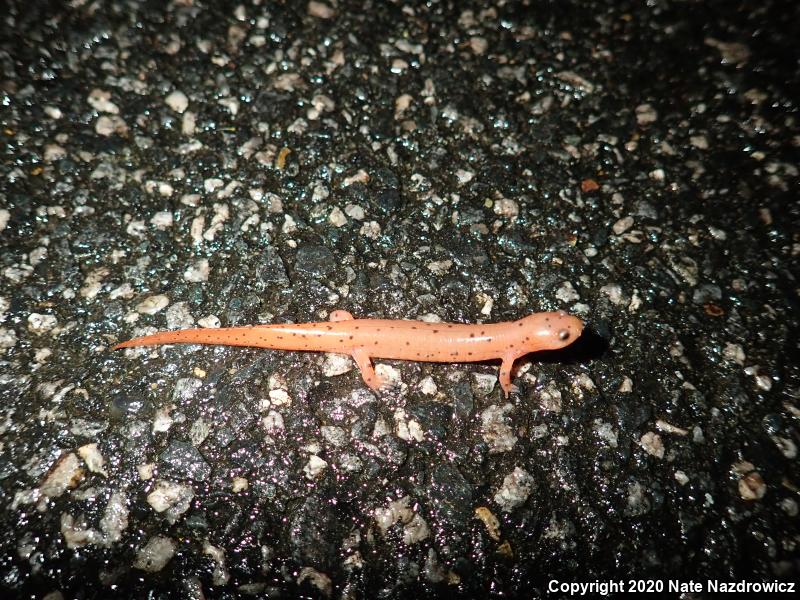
[293,245,335,277]
[158,441,211,482]
[255,247,290,288]
[426,463,474,524]
[289,496,338,570]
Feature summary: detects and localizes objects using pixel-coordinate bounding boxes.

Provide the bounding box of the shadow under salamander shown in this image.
[536,325,608,365]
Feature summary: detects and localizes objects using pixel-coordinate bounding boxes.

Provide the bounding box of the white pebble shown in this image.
[754,374,772,391]
[77,443,108,476]
[418,376,438,396]
[639,432,665,458]
[471,373,497,397]
[27,313,58,334]
[133,536,176,572]
[322,352,352,377]
[612,216,634,235]
[262,410,285,433]
[109,283,134,300]
[344,204,365,220]
[655,419,688,436]
[738,471,766,501]
[136,295,169,315]
[772,436,797,459]
[165,90,189,113]
[152,406,174,433]
[328,206,347,227]
[95,115,128,136]
[555,281,580,303]
[455,169,474,184]
[204,178,224,193]
[635,103,658,125]
[44,106,63,119]
[126,219,146,237]
[493,198,519,220]
[150,211,173,229]
[138,463,155,480]
[469,36,488,54]
[183,259,210,283]
[182,111,196,135]
[0,327,18,349]
[307,1,335,19]
[197,315,221,328]
[40,453,83,498]
[359,221,381,239]
[493,467,534,512]
[600,284,626,305]
[165,302,194,330]
[88,89,119,114]
[218,97,239,116]
[303,455,328,479]
[376,364,402,389]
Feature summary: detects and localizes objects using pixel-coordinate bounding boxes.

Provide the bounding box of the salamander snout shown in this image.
[525,311,584,351]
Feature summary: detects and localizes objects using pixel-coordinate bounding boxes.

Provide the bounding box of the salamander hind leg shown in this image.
[351,348,387,392]
[330,310,355,322]
[499,355,521,398]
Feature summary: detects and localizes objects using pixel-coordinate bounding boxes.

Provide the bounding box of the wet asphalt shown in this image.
[1,0,798,598]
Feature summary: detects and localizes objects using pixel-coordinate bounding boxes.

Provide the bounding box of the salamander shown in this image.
[113,310,583,397]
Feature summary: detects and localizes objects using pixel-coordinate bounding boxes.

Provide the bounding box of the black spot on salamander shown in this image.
[518,322,523,327]
[374,341,379,345]
[433,329,439,334]
[480,330,486,335]
[470,333,475,338]
[349,335,354,340]
[468,352,473,356]
[326,325,332,330]
[406,341,410,345]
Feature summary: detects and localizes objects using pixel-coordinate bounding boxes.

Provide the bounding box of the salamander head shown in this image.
[522,311,584,352]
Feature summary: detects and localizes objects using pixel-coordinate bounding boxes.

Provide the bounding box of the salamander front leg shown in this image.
[330,310,355,322]
[351,348,386,392]
[499,355,521,398]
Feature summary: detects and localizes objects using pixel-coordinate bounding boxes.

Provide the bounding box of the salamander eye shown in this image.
[558,329,570,341]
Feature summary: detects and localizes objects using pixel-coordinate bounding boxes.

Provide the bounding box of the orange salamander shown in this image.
[113,310,583,397]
